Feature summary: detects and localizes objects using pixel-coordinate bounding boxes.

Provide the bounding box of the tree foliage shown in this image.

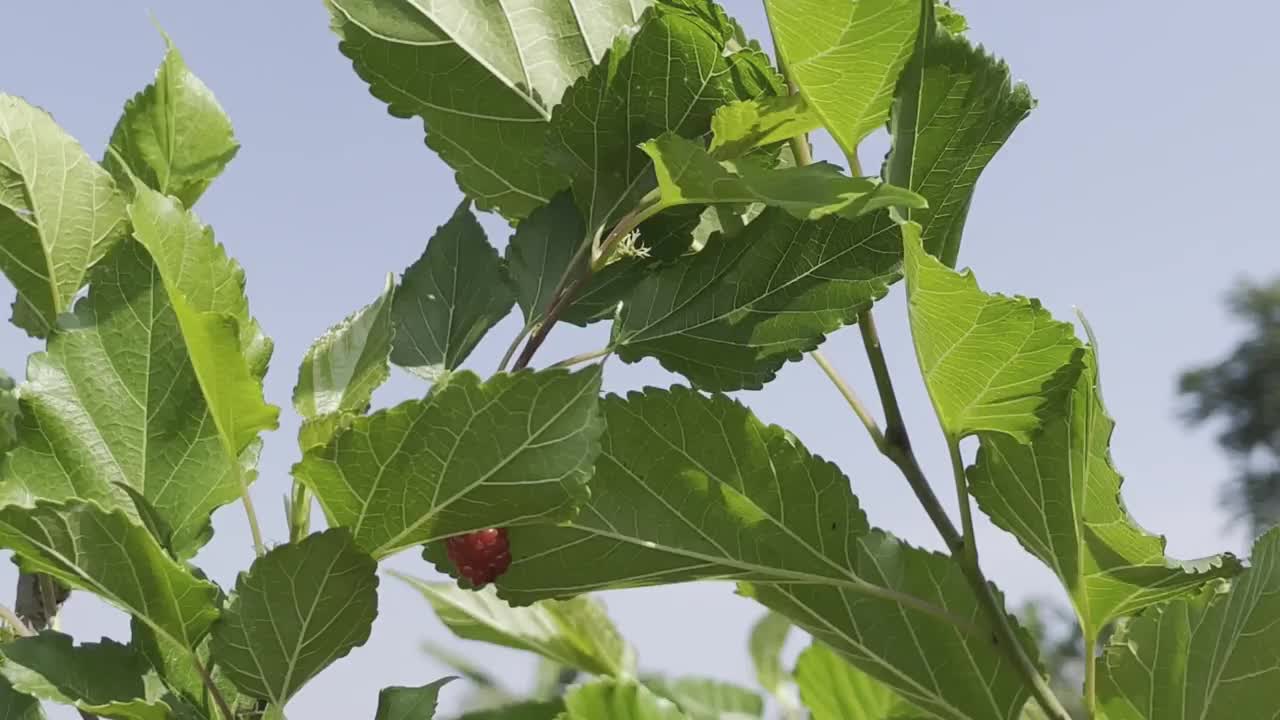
[0,2,1264,719]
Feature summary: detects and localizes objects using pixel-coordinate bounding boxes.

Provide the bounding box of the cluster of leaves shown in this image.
[0,1,1275,719]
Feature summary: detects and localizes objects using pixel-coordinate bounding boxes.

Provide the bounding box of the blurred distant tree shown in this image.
[1178,278,1280,537]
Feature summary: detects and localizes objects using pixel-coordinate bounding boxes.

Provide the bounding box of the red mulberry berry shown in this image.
[444,528,512,587]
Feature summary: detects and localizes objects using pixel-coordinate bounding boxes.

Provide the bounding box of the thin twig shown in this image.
[809,350,885,453]
[768,11,1072,708]
[858,311,912,453]
[511,276,587,371]
[238,465,266,557]
[512,197,663,371]
[547,347,613,370]
[496,324,532,373]
[854,317,1073,720]
[288,481,311,544]
[946,435,979,568]
[192,654,236,720]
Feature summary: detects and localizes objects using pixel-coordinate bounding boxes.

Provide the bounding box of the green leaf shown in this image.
[969,347,1243,641]
[645,677,763,719]
[0,239,258,557]
[374,677,455,720]
[127,185,277,453]
[748,612,800,715]
[550,0,782,236]
[296,367,603,559]
[641,134,925,221]
[104,32,238,207]
[458,701,565,720]
[765,0,921,160]
[884,0,1033,266]
[391,203,513,382]
[0,370,16,453]
[0,501,219,652]
[0,676,43,720]
[709,96,823,159]
[560,680,689,720]
[1099,528,1280,718]
[115,483,177,557]
[0,631,169,720]
[489,387,878,603]
[794,642,918,720]
[505,193,586,329]
[903,229,1083,442]
[0,93,129,336]
[396,575,635,678]
[294,274,396,449]
[741,533,1034,720]
[210,528,379,706]
[611,210,905,390]
[131,620,250,720]
[326,0,652,220]
[419,642,508,697]
[935,2,967,33]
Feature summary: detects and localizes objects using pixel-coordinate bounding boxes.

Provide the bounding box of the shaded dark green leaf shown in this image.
[0,631,168,720]
[612,210,904,390]
[391,203,513,382]
[375,677,455,720]
[326,0,652,219]
[211,529,379,706]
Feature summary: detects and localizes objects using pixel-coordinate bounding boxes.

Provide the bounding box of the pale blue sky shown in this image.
[2,2,1277,718]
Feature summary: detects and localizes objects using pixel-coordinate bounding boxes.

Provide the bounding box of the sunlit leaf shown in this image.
[0,502,219,652]
[709,96,822,159]
[560,680,689,720]
[641,134,924,221]
[765,0,921,160]
[398,575,635,678]
[970,346,1243,640]
[884,0,1032,266]
[0,94,129,336]
[326,0,652,219]
[794,641,918,720]
[104,32,238,207]
[211,529,379,706]
[296,368,603,559]
[294,275,396,449]
[0,239,260,558]
[1099,528,1280,718]
[646,677,763,719]
[903,230,1082,442]
[127,185,277,453]
[391,203,513,382]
